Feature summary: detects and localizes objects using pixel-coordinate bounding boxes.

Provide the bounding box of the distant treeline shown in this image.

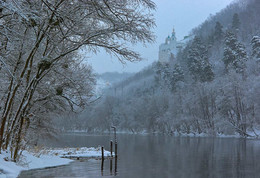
[58,0,260,137]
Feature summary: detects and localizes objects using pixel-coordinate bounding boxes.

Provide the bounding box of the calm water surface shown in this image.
[19,134,260,178]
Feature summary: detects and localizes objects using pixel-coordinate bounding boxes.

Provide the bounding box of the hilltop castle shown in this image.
[158,28,190,63]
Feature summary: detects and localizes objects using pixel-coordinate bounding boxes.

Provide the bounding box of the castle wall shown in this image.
[158,38,183,63]
[158,28,193,63]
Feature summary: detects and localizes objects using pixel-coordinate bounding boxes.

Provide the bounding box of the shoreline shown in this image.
[63,129,260,139]
[1,132,259,177]
[0,147,112,178]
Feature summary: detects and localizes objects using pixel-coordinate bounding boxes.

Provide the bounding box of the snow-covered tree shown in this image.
[214,21,224,42]
[223,31,247,74]
[65,0,260,139]
[0,0,156,161]
[170,63,184,91]
[232,13,241,31]
[251,36,260,59]
[154,62,171,89]
[187,36,214,82]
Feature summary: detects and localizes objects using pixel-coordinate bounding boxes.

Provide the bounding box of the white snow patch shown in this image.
[0,147,112,178]
[47,147,113,158]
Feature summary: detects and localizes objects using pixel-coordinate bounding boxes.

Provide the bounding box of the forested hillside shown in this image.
[71,0,260,137]
[0,0,155,161]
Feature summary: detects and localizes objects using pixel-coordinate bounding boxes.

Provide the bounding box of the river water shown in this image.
[19,133,260,178]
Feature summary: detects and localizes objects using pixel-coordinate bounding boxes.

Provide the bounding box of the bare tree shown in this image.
[0,0,155,161]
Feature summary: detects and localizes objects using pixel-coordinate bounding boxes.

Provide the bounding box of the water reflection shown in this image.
[110,159,113,175]
[19,134,260,178]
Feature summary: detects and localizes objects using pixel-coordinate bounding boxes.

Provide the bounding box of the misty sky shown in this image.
[87,0,234,74]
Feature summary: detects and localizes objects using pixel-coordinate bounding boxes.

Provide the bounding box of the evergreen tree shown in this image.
[163,63,171,81]
[155,62,171,87]
[154,62,163,85]
[251,36,260,59]
[214,21,224,42]
[234,43,247,72]
[205,33,214,47]
[223,31,247,73]
[223,32,237,69]
[162,63,171,84]
[170,63,184,91]
[232,13,240,31]
[187,37,214,82]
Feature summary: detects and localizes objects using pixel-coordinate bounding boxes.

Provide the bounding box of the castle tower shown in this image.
[158,28,183,63]
[171,28,176,41]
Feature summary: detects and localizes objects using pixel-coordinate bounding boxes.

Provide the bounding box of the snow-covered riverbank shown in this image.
[0,147,112,178]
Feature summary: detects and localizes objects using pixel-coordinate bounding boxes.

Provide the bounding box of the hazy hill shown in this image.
[97,72,133,85]
[64,0,260,136]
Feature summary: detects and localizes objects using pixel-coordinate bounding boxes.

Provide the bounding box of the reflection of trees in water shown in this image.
[20,135,260,178]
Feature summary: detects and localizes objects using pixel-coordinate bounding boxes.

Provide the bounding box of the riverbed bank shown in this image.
[64,128,260,139]
[0,147,111,178]
[16,134,260,178]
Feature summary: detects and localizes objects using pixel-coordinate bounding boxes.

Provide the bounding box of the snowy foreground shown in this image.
[0,147,112,178]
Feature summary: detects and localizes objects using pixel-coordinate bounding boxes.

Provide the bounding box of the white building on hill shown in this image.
[158,28,191,63]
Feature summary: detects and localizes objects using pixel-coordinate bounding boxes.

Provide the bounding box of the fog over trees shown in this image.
[62,0,260,137]
[0,0,155,161]
[1,0,259,164]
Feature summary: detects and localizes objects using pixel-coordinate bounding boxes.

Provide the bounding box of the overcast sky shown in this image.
[87,0,234,74]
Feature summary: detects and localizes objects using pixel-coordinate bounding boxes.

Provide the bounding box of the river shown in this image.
[18,133,260,178]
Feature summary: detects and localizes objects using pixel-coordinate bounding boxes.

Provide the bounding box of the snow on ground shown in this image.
[47,147,113,158]
[0,152,25,178]
[0,147,112,178]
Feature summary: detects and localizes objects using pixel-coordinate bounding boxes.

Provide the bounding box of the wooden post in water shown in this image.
[110,140,113,157]
[101,146,104,171]
[101,146,104,160]
[115,142,118,158]
[111,126,117,143]
[114,154,117,175]
[110,159,113,175]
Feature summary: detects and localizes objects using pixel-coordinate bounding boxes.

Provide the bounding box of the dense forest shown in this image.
[61,0,260,137]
